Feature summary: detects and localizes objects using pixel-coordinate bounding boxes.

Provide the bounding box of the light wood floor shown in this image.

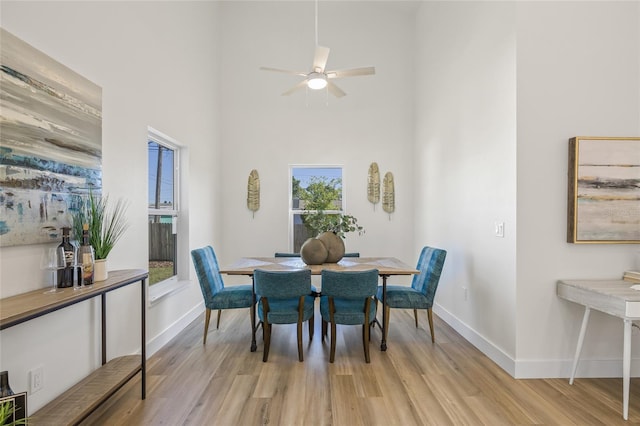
[81,304,640,425]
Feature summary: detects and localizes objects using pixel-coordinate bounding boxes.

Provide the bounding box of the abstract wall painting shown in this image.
[0,28,102,247]
[567,136,640,243]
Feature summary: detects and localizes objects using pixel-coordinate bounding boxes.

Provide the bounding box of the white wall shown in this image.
[515,1,640,378]
[416,0,640,378]
[415,1,518,372]
[0,1,219,412]
[217,1,418,271]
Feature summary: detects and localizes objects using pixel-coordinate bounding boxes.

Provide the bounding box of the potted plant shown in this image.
[304,212,364,239]
[72,190,129,281]
[300,211,365,264]
[0,399,27,426]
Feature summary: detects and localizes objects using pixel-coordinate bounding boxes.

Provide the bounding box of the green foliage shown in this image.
[291,176,302,199]
[72,190,130,260]
[305,213,364,239]
[298,176,341,211]
[0,400,27,426]
[295,176,364,239]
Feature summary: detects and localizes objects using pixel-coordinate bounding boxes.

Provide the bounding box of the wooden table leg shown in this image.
[623,319,631,420]
[380,274,388,351]
[251,275,257,352]
[569,307,590,385]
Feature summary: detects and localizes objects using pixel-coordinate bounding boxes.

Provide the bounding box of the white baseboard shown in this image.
[146,301,204,357]
[434,303,516,376]
[434,303,640,379]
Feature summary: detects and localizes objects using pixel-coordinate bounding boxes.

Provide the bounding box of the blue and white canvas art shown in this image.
[0,28,102,246]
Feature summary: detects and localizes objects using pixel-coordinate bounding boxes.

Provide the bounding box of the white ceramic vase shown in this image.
[94,259,108,281]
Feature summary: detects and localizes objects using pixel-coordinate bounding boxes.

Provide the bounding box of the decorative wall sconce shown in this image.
[367,162,380,210]
[247,169,260,218]
[382,172,395,219]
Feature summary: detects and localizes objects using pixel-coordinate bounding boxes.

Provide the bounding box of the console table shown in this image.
[557,278,640,420]
[0,269,148,425]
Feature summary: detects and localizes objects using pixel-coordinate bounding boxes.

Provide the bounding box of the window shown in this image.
[290,166,343,252]
[148,129,181,287]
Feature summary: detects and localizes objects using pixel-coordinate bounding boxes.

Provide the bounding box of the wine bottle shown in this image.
[79,223,94,286]
[57,227,75,288]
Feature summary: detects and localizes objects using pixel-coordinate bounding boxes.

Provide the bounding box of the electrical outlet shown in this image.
[495,222,505,238]
[462,287,468,301]
[30,365,44,394]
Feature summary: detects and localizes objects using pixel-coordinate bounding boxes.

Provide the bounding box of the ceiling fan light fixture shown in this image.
[307,73,327,90]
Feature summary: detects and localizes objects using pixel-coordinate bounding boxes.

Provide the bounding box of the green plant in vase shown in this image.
[0,400,27,426]
[72,190,129,281]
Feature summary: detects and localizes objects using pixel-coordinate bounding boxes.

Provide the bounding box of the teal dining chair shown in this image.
[254,269,315,362]
[377,246,447,343]
[191,246,254,345]
[320,269,379,363]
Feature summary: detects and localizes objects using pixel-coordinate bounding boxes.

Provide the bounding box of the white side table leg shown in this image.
[623,319,631,420]
[570,307,590,385]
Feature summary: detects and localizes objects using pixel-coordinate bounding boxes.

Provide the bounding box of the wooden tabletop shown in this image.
[220,257,418,276]
[0,269,148,330]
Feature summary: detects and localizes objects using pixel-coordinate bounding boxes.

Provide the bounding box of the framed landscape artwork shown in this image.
[0,28,102,247]
[567,136,640,243]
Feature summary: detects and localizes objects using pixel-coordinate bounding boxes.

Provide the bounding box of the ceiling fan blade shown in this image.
[281,80,308,96]
[312,45,330,72]
[326,66,376,79]
[260,66,308,77]
[327,81,346,98]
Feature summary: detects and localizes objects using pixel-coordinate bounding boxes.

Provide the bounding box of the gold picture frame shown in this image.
[567,136,640,243]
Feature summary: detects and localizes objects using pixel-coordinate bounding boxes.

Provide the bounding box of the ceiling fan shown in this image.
[259,0,375,98]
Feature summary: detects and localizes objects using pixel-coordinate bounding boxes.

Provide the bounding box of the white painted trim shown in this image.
[434,303,640,379]
[146,300,204,357]
[148,278,190,306]
[434,302,516,376]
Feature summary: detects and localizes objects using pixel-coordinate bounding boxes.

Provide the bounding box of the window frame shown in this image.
[289,165,345,252]
[148,127,189,303]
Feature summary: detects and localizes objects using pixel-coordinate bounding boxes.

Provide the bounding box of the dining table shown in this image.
[220,256,419,352]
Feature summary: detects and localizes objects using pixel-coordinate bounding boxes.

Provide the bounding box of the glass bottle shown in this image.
[57,227,75,288]
[79,223,94,287]
[0,371,14,397]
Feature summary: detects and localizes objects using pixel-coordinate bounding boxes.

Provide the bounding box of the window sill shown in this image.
[148,278,190,306]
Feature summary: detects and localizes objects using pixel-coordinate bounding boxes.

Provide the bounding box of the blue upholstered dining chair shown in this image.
[320,269,379,363]
[377,246,447,343]
[191,246,254,345]
[254,269,315,362]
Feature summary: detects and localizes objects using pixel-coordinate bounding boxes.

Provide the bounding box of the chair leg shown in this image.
[309,315,314,341]
[297,319,304,362]
[330,322,337,363]
[363,323,371,363]
[203,309,212,345]
[322,320,328,340]
[427,308,435,343]
[414,309,418,328]
[263,321,271,362]
[384,304,390,339]
[217,309,222,329]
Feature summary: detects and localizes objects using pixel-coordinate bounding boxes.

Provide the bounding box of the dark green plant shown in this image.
[305,212,365,239]
[72,190,129,260]
[0,400,27,426]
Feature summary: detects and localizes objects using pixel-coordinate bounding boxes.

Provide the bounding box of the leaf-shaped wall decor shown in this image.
[382,172,395,218]
[247,169,260,217]
[367,162,380,209]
